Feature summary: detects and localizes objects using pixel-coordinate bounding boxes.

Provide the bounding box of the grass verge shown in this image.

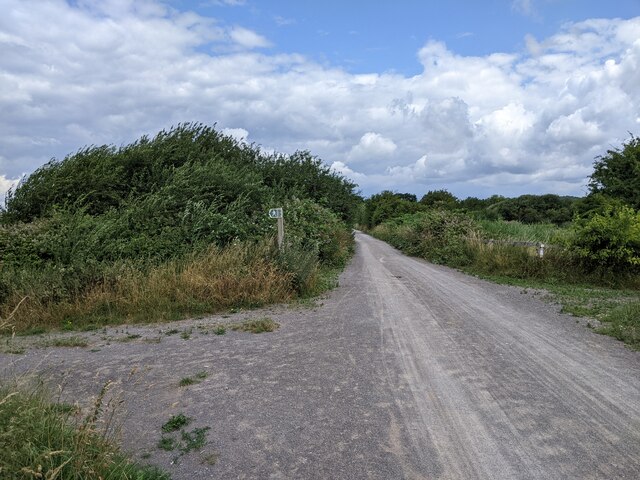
[2,243,293,335]
[462,273,640,350]
[370,215,640,350]
[0,380,169,479]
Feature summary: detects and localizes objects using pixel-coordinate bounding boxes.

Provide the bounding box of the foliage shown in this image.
[589,135,640,209]
[0,382,169,480]
[0,124,357,332]
[161,414,191,433]
[1,242,294,333]
[282,197,354,267]
[419,189,459,209]
[596,301,640,349]
[372,210,478,266]
[477,219,569,244]
[572,193,627,219]
[361,191,423,228]
[568,204,640,272]
[486,194,576,225]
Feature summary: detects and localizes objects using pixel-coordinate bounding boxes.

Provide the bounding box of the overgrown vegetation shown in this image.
[0,381,169,479]
[0,124,358,333]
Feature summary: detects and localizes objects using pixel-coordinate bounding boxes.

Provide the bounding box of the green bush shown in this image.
[568,204,640,272]
[0,124,358,331]
[282,198,354,267]
[373,210,477,266]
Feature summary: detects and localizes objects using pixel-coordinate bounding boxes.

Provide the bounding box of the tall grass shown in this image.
[0,379,168,479]
[372,212,640,288]
[596,301,640,348]
[477,219,569,244]
[2,242,297,334]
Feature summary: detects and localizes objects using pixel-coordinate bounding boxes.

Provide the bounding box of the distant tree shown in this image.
[394,193,418,203]
[573,193,627,219]
[419,190,459,209]
[363,191,422,228]
[487,194,575,225]
[589,135,640,209]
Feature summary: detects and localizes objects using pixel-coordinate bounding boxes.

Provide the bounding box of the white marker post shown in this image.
[269,208,284,249]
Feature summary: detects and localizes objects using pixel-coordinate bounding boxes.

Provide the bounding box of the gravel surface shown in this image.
[2,232,639,479]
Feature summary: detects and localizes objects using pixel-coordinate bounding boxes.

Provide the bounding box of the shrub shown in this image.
[373,210,477,266]
[282,197,354,267]
[568,204,640,272]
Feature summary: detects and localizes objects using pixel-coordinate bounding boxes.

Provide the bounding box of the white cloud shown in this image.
[348,133,397,164]
[221,127,249,142]
[228,26,272,49]
[0,174,19,203]
[0,1,638,199]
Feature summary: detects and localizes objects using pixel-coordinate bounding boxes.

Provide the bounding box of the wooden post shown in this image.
[269,208,284,250]
[277,215,284,250]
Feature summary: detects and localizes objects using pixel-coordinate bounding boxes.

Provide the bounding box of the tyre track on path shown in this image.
[2,232,639,479]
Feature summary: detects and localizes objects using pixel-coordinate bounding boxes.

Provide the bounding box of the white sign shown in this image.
[268,208,283,219]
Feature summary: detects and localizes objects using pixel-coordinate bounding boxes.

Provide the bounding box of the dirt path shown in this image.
[2,232,640,479]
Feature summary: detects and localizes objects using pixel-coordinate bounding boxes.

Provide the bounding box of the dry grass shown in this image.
[4,243,294,334]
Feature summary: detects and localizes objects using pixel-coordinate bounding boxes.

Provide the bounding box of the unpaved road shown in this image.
[2,232,640,479]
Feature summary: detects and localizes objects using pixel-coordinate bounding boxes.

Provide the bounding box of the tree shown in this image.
[419,190,459,209]
[363,191,421,228]
[589,135,640,209]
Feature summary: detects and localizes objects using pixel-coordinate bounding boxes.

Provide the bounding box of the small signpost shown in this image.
[269,208,284,249]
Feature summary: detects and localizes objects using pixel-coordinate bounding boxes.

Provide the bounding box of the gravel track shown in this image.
[2,232,639,479]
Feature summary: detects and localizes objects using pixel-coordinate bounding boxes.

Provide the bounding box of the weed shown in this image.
[231,317,279,334]
[213,325,226,335]
[0,380,169,479]
[162,413,192,433]
[165,328,180,336]
[179,377,196,387]
[179,371,207,387]
[47,402,79,415]
[157,436,177,451]
[180,330,191,340]
[180,427,210,453]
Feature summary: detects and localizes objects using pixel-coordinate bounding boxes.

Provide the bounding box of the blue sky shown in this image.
[1,0,640,199]
[185,0,639,74]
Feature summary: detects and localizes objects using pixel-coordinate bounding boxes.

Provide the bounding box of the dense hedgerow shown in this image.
[0,124,359,332]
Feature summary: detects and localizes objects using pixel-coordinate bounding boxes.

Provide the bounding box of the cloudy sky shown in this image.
[1,0,639,199]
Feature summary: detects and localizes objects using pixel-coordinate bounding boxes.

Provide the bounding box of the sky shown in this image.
[1,1,639,200]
